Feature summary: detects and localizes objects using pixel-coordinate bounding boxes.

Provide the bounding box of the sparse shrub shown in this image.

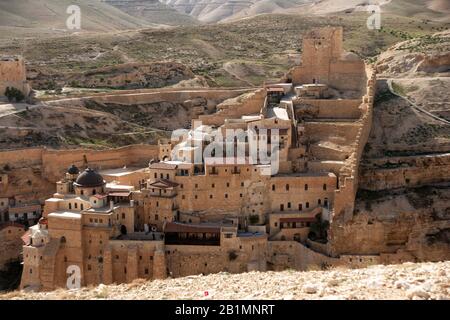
[5,87,25,103]
[249,215,259,224]
[228,251,238,261]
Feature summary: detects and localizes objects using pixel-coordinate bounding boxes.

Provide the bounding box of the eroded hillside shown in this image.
[337,31,450,263]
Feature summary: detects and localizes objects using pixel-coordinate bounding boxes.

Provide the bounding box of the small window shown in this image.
[306,202,310,209]
[286,184,290,191]
[323,184,327,191]
[305,184,308,191]
[272,185,275,191]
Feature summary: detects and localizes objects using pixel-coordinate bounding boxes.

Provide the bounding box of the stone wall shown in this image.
[0,145,158,203]
[198,89,267,127]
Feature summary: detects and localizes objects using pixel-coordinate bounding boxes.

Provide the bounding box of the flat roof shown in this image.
[48,211,81,219]
[100,167,146,177]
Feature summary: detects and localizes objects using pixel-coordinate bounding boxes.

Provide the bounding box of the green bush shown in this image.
[4,87,25,103]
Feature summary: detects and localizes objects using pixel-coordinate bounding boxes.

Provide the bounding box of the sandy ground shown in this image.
[1,261,449,300]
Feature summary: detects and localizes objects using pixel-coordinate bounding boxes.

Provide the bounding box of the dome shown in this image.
[74,168,105,188]
[67,164,80,175]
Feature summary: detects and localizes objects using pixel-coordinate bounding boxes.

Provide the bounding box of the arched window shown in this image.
[272,185,275,191]
[69,203,72,210]
[60,236,66,244]
[323,184,327,191]
[306,202,310,209]
[299,203,303,211]
[305,184,309,191]
[286,184,290,191]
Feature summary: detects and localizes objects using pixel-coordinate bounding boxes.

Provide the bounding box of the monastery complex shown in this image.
[1,27,390,291]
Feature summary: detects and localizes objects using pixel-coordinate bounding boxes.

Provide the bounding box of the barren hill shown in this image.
[104,0,199,26]
[161,0,315,23]
[161,0,450,23]
[1,262,449,299]
[0,0,155,37]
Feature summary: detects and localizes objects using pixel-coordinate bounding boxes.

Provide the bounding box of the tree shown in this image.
[4,87,25,103]
[308,216,330,242]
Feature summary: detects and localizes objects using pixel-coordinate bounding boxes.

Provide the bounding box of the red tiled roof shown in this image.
[21,230,31,246]
[280,217,317,223]
[164,222,221,234]
[92,194,108,199]
[148,179,179,189]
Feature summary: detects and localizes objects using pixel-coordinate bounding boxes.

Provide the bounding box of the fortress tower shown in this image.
[0,56,31,98]
[287,27,366,92]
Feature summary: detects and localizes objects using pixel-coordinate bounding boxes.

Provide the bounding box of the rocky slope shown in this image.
[28,62,198,91]
[0,0,155,37]
[1,262,449,299]
[104,0,199,26]
[342,30,450,265]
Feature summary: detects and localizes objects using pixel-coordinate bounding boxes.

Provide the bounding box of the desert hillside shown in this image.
[104,0,199,26]
[1,262,448,300]
[160,0,450,23]
[0,0,158,36]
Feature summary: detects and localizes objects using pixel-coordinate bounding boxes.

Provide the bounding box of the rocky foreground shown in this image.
[1,262,449,300]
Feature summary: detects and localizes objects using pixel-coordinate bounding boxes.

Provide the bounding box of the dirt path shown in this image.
[387,79,450,125]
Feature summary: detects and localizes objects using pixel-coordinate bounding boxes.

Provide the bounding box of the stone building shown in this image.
[19,27,378,291]
[0,56,31,98]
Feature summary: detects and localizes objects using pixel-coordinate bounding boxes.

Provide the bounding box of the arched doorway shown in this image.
[120,225,127,235]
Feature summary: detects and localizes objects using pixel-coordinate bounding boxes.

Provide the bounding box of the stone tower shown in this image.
[0,56,31,97]
[301,27,344,84]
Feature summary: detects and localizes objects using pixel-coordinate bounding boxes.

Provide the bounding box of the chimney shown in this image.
[110,200,114,211]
